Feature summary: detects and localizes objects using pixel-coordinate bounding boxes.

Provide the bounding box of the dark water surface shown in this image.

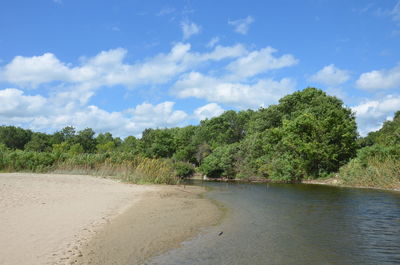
[149,181,400,265]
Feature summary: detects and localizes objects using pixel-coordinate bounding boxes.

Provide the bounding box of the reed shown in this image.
[339,156,400,189]
[0,150,180,184]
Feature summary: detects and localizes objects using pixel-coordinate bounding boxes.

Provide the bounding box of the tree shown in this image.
[75,128,96,153]
[250,88,358,180]
[140,128,176,158]
[194,110,254,148]
[0,126,32,150]
[120,136,139,153]
[24,132,52,152]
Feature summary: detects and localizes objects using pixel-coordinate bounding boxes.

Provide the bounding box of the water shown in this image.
[148,181,400,265]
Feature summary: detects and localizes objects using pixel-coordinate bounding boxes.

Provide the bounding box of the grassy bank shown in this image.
[0,150,180,184]
[339,156,400,190]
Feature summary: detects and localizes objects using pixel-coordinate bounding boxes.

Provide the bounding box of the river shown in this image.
[149,181,400,265]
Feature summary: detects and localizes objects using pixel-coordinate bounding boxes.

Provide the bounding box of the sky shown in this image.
[0,0,400,138]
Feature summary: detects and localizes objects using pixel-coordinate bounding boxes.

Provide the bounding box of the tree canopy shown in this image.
[0,88,367,182]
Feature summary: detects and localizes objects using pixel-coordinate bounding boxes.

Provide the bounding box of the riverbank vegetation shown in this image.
[339,111,400,189]
[0,87,398,188]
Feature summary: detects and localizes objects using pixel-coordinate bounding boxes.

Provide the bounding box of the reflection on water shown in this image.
[149,181,400,265]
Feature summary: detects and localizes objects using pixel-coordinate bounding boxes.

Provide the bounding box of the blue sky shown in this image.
[0,0,399,137]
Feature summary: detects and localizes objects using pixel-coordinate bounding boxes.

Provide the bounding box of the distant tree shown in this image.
[172,126,197,163]
[0,126,32,150]
[75,128,96,153]
[140,128,176,158]
[194,110,253,148]
[120,136,139,153]
[68,143,85,155]
[96,132,116,153]
[24,132,52,152]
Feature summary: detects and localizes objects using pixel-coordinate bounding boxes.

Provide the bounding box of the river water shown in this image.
[149,181,400,265]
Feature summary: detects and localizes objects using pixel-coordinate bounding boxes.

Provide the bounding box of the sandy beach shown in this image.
[0,173,222,265]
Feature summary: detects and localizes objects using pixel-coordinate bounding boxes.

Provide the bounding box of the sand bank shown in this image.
[0,173,222,265]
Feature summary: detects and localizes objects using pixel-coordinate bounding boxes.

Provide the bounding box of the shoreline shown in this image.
[75,185,223,265]
[301,178,400,193]
[0,173,222,265]
[191,176,400,193]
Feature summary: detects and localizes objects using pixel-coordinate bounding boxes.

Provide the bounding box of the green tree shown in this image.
[0,126,32,150]
[120,136,139,153]
[24,132,52,152]
[75,128,96,153]
[140,128,176,158]
[243,88,358,181]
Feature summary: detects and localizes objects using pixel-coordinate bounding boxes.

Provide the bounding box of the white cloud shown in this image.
[356,64,400,91]
[194,103,224,120]
[129,101,188,129]
[309,64,350,86]
[0,53,71,87]
[228,16,254,35]
[206,37,220,48]
[226,46,298,79]
[352,95,400,136]
[0,87,189,137]
[181,21,201,40]
[173,72,295,108]
[0,43,248,90]
[0,88,47,117]
[0,43,300,136]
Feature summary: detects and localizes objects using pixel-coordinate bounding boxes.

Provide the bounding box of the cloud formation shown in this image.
[0,88,189,137]
[0,43,247,89]
[356,64,400,91]
[226,47,298,79]
[309,64,350,86]
[173,72,295,108]
[194,103,224,120]
[0,43,297,136]
[228,16,254,35]
[352,95,400,135]
[181,21,201,40]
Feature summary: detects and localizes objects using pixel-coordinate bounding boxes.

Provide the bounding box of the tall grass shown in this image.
[0,151,179,184]
[339,156,400,189]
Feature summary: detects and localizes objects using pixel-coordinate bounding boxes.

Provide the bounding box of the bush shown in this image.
[173,161,195,178]
[339,144,400,189]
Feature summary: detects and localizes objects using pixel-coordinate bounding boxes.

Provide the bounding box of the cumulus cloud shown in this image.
[0,53,72,87]
[309,64,350,87]
[0,43,248,90]
[194,103,224,120]
[228,16,254,35]
[0,88,47,117]
[181,21,201,40]
[352,95,400,136]
[356,64,400,91]
[0,87,189,137]
[173,72,295,108]
[128,101,188,129]
[226,46,298,79]
[0,43,298,136]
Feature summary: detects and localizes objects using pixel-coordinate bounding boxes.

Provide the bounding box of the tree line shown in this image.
[0,87,398,186]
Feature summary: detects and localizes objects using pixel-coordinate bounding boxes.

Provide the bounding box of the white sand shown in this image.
[0,173,155,265]
[0,173,222,265]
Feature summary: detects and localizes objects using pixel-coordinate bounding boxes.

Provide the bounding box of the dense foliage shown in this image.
[339,111,400,188]
[2,87,394,186]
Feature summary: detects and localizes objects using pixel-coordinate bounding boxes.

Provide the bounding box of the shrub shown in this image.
[173,161,195,178]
